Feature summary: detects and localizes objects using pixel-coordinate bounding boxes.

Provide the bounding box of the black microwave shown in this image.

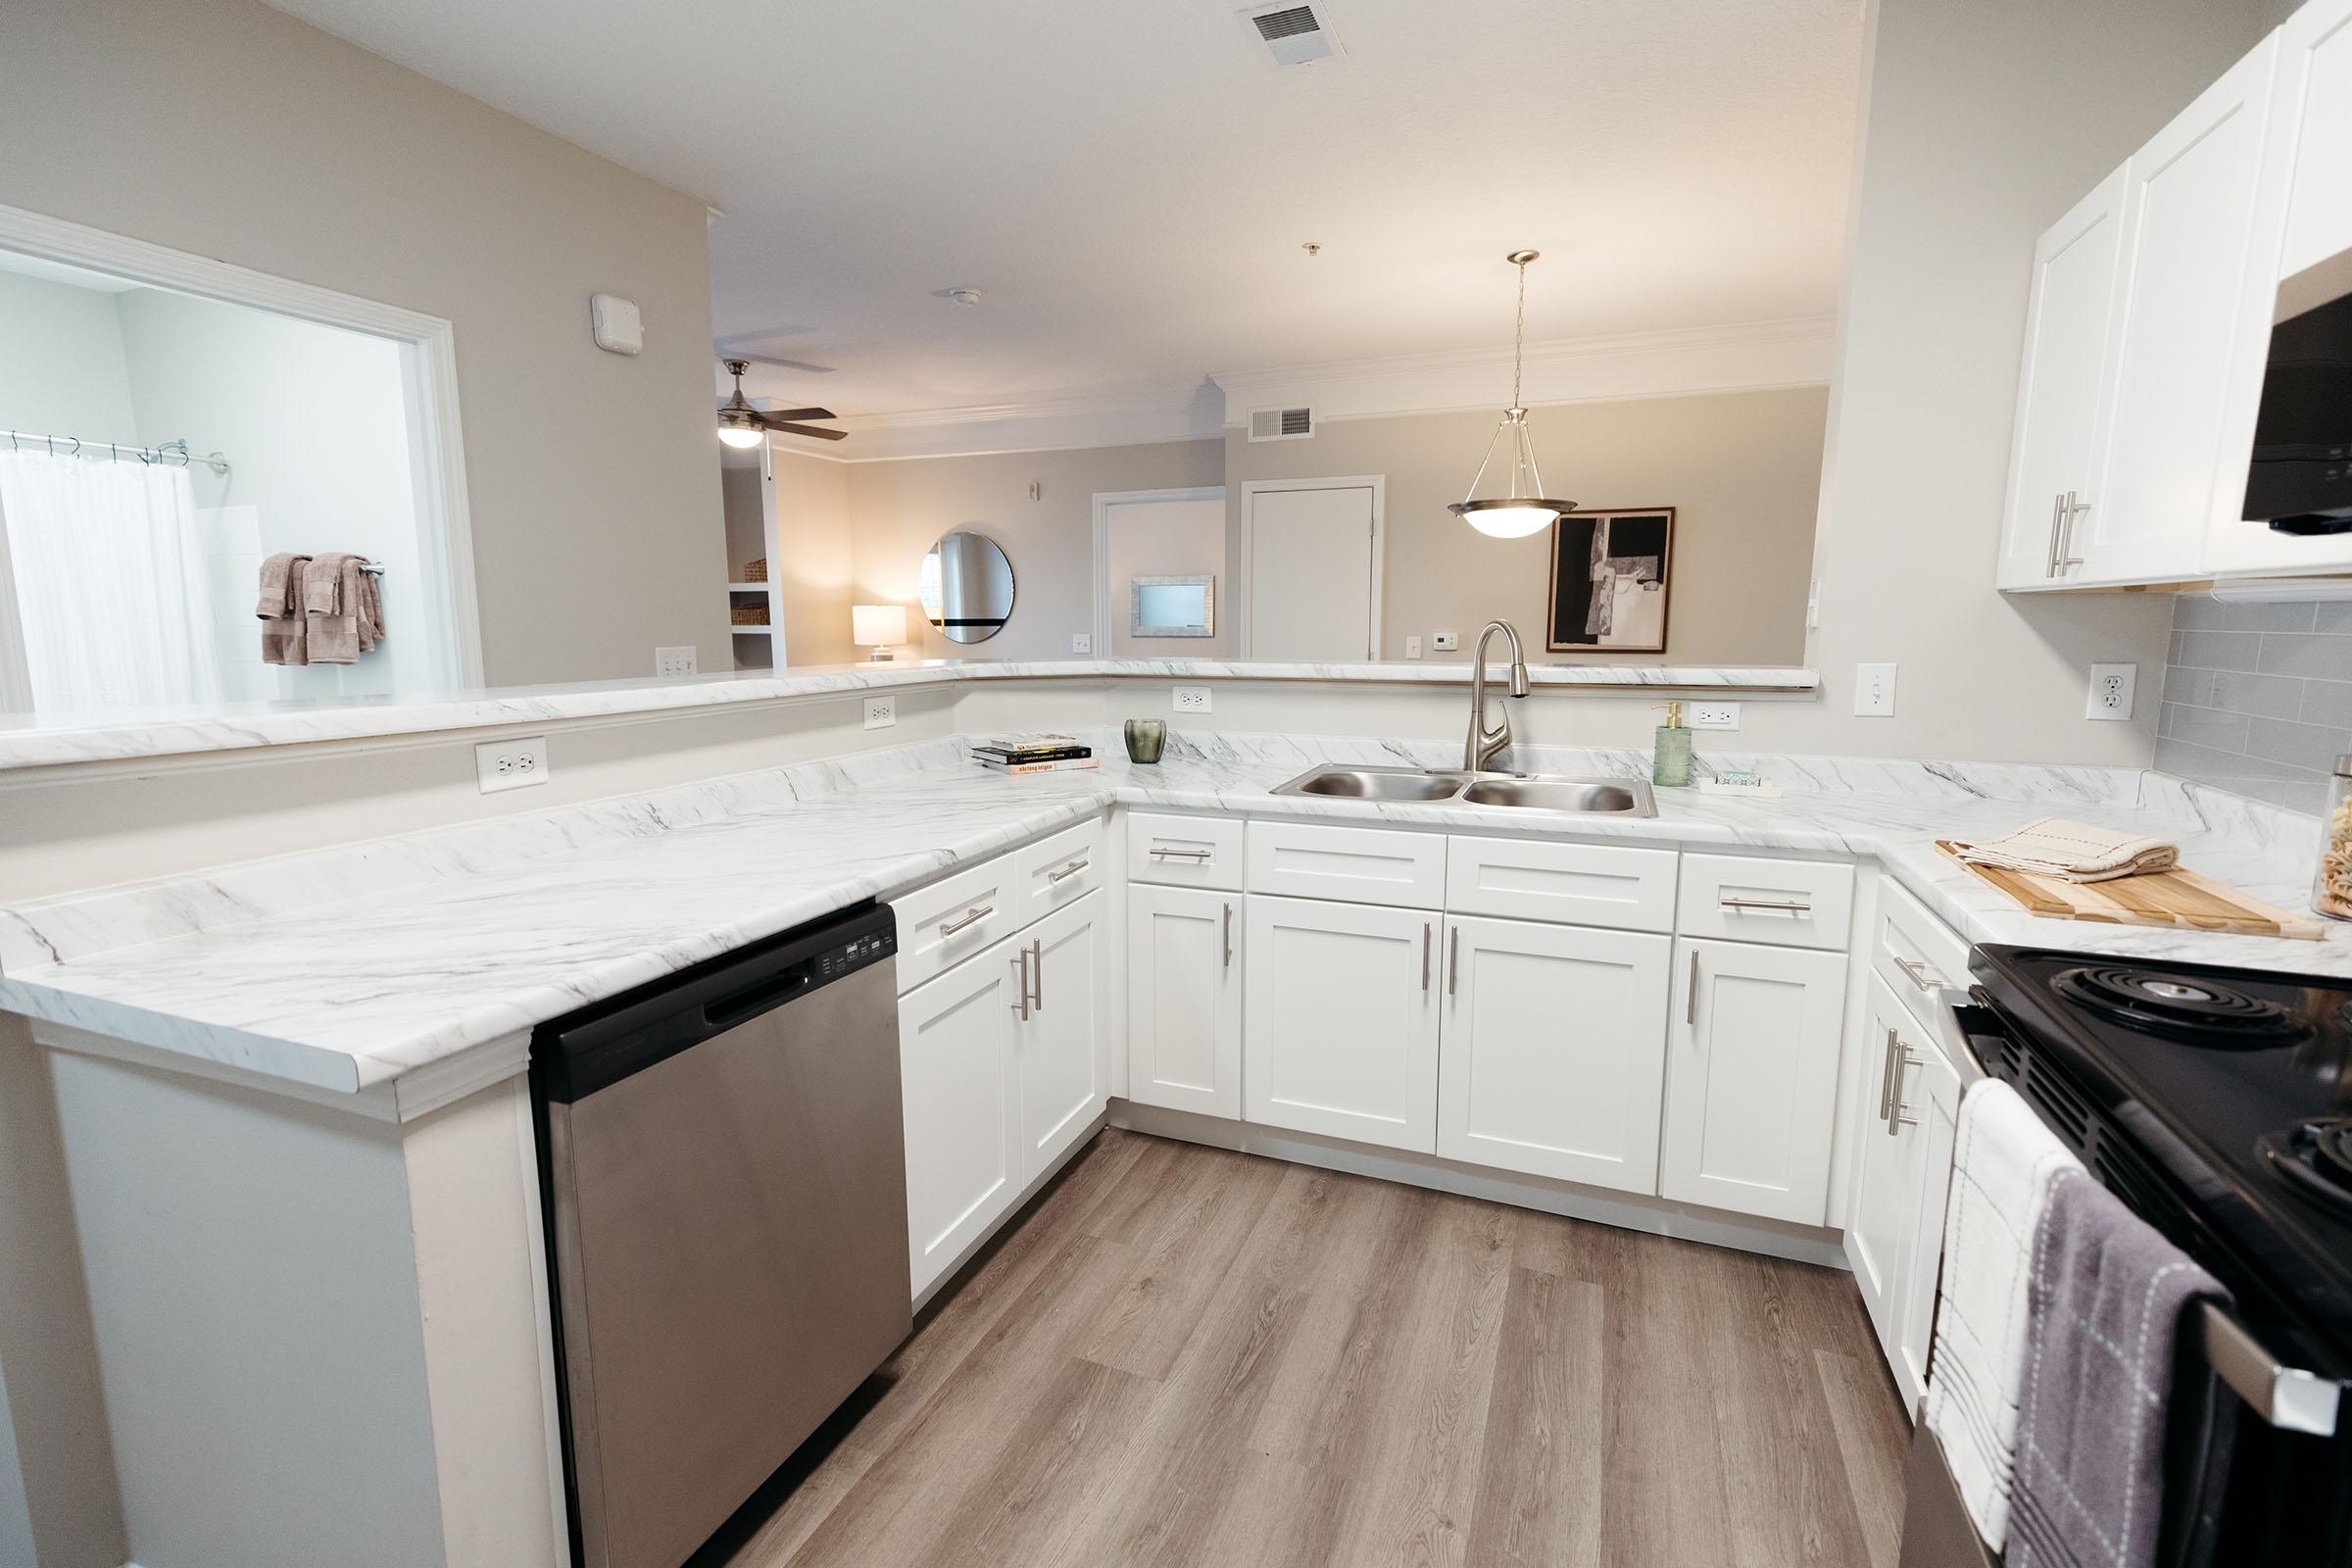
[2243,252,2352,535]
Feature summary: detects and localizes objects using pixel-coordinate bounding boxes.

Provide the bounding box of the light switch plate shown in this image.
[1173,686,1212,713]
[1403,634,1423,660]
[1690,703,1740,731]
[2085,662,2135,721]
[475,736,550,794]
[655,646,698,677]
[1853,662,1897,716]
[1431,630,1459,653]
[1070,632,1093,655]
[862,696,896,730]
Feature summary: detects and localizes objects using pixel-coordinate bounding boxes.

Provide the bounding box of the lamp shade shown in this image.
[853,604,907,647]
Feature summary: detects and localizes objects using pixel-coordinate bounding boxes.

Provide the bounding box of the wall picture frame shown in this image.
[1545,508,1675,655]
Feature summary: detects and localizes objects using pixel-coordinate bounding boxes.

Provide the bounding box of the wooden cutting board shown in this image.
[1936,840,2327,941]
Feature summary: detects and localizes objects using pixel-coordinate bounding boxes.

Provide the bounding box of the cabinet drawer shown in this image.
[1246,819,1446,908]
[1126,811,1245,890]
[891,853,1024,993]
[1872,877,1972,1032]
[1675,854,1854,951]
[1010,816,1106,926]
[1446,834,1678,931]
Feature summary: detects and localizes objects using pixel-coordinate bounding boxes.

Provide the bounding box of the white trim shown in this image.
[1089,486,1226,653]
[0,201,484,687]
[1213,317,1838,427]
[769,384,1221,465]
[1238,475,1386,660]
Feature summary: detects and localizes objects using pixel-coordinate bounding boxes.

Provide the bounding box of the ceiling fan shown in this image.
[716,358,847,448]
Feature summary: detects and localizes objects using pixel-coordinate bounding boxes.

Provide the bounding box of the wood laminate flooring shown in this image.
[705,1130,1910,1568]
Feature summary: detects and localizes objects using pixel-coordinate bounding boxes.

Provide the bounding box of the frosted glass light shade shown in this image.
[716,418,763,450]
[1450,500,1562,539]
[853,604,907,647]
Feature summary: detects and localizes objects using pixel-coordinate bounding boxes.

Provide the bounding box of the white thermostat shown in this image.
[589,293,643,356]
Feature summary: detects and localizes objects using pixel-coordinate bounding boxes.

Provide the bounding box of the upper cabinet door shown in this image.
[2276,0,2352,281]
[1997,169,2129,591]
[2078,36,2280,587]
[1014,889,1108,1183]
[1436,915,1672,1194]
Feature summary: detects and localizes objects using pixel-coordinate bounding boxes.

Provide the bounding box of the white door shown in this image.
[1997,169,2129,590]
[1127,884,1243,1118]
[1437,915,1672,1193]
[1245,480,1379,660]
[1014,890,1108,1181]
[1847,977,1930,1370]
[898,932,1026,1297]
[2080,37,2280,586]
[1660,938,1849,1225]
[1243,894,1440,1152]
[1894,1039,1963,1409]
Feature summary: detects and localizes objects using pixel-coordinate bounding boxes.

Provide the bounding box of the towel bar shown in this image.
[2202,1303,2341,1436]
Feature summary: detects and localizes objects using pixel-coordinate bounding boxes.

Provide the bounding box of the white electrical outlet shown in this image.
[1070,632,1093,655]
[1403,634,1423,660]
[1690,703,1741,731]
[1853,662,1897,716]
[655,646,698,677]
[1173,686,1212,713]
[2085,662,2136,721]
[475,736,550,794]
[1431,630,1459,653]
[862,696,896,730]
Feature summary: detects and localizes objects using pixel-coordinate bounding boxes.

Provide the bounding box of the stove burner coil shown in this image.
[2052,964,2306,1043]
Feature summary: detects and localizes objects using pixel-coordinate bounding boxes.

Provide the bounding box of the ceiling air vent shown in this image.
[1240,3,1342,68]
[1250,406,1314,442]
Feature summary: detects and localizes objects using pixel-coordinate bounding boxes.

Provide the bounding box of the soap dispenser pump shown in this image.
[1652,702,1693,788]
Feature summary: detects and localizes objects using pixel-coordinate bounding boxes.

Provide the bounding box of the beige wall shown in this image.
[1226,390,1827,666]
[1794,0,2278,763]
[772,451,858,666]
[0,0,730,688]
[845,440,1224,662]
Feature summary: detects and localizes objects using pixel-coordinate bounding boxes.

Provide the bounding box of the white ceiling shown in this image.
[264,0,1865,425]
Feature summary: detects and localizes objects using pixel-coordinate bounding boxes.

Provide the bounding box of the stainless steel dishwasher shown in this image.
[533,902,908,1568]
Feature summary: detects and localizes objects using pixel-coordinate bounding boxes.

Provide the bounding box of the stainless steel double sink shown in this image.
[1269,763,1657,817]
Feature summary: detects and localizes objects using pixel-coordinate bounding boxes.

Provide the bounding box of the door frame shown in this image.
[0,200,484,689]
[1090,485,1226,656]
[1237,474,1386,660]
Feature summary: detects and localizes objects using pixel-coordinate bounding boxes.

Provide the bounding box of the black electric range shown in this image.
[1964,945,2352,1564]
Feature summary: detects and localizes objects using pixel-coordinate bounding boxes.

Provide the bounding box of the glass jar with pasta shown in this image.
[2317,756,2352,922]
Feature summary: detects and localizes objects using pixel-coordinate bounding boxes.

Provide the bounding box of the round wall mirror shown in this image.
[918,530,1015,644]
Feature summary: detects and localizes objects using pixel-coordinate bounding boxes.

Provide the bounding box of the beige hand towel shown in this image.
[258,552,312,666]
[1954,818,2179,883]
[306,554,361,663]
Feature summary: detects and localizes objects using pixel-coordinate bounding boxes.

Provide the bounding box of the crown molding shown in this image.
[1211,317,1838,426]
[766,382,1223,464]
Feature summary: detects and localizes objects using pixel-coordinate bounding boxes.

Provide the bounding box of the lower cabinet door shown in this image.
[1244,894,1441,1152]
[1893,1038,1963,1409]
[1127,884,1243,1118]
[1436,914,1671,1193]
[898,932,1026,1298]
[1660,937,1849,1225]
[1848,975,1929,1371]
[1016,889,1108,1182]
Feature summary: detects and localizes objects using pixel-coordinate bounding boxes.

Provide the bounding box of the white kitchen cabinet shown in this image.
[1659,937,1848,1225]
[1127,811,1245,890]
[2275,0,2352,284]
[2076,36,2280,587]
[1246,819,1448,908]
[898,930,1027,1298]
[1015,889,1108,1182]
[1126,884,1243,1118]
[1997,168,2129,590]
[1436,914,1671,1193]
[1848,978,1933,1389]
[1445,833,1678,932]
[1894,1037,1963,1407]
[1243,894,1441,1152]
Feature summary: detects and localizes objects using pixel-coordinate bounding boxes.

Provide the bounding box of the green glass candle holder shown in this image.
[1124,719,1167,764]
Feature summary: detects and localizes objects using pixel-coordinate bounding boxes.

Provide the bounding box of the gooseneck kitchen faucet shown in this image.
[1463,619,1531,772]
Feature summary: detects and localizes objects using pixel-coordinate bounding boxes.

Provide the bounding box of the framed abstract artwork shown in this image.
[1545,508,1675,655]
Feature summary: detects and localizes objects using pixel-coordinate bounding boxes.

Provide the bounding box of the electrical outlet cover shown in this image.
[2085,662,2136,721]
[863,696,896,730]
[1852,662,1897,717]
[475,736,550,794]
[655,646,698,677]
[1173,686,1212,713]
[1070,632,1093,655]
[1690,703,1740,731]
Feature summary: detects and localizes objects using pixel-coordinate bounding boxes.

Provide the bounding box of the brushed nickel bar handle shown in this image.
[1029,938,1044,1009]
[1223,903,1234,969]
[1421,922,1432,992]
[1894,955,1945,992]
[2203,1303,2343,1436]
[1048,857,1090,883]
[2046,491,2065,578]
[1150,846,1212,859]
[1720,897,1813,914]
[2057,491,2088,570]
[1686,949,1700,1027]
[1887,1045,1922,1135]
[1879,1027,1900,1123]
[1447,926,1460,998]
[940,905,992,936]
[1009,949,1030,1020]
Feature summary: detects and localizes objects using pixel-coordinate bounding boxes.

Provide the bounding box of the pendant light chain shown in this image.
[1511,256,1528,412]
[1446,248,1576,537]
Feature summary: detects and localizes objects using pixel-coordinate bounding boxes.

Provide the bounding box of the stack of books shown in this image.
[972,734,1099,774]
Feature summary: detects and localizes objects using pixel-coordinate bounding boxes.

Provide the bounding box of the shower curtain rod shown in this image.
[2,429,231,475]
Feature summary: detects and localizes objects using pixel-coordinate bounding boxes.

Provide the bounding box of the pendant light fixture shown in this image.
[1447,250,1574,539]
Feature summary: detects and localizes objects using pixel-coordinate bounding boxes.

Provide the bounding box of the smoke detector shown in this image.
[1238,3,1344,69]
[944,287,984,308]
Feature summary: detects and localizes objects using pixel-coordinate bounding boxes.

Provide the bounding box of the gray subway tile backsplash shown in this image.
[2157,596,2348,816]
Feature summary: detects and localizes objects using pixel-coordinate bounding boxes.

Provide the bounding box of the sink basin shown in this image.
[1458,776,1657,816]
[1272,764,1471,802]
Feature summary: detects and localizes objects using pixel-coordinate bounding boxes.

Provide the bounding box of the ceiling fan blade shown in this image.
[752,404,838,420]
[759,417,850,442]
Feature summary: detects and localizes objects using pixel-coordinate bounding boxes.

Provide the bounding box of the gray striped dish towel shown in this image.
[1923,1078,2083,1553]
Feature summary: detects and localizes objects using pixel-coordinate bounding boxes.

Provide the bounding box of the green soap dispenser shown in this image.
[1652,701,1693,788]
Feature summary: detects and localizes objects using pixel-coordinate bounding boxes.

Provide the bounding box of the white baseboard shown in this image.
[1110,1100,1850,1271]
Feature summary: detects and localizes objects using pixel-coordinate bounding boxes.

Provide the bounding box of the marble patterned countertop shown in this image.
[0,730,2337,1101]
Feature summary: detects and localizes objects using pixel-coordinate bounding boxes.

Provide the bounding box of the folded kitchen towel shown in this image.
[1924,1078,2084,1554]
[1954,818,2179,884]
[258,552,312,666]
[2008,1170,2232,1568]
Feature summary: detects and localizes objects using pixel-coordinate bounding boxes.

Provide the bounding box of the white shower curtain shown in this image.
[0,449,224,712]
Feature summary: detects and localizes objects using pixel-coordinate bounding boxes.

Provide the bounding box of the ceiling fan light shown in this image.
[717,408,763,449]
[1447,499,1568,539]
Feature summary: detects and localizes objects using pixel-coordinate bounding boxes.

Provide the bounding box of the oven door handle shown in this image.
[2201,1303,2342,1437]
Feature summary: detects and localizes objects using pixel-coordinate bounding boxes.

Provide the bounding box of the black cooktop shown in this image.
[1970,945,2352,1370]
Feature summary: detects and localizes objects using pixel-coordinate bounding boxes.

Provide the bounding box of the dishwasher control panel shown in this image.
[818,925,896,981]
